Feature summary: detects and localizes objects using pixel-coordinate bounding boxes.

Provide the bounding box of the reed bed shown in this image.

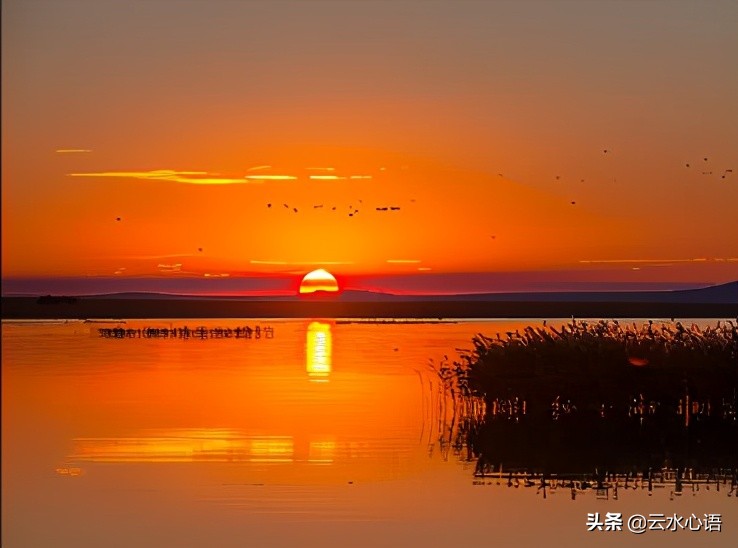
[429,320,738,472]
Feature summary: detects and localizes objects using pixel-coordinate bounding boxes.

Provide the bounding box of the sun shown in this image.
[299,269,340,295]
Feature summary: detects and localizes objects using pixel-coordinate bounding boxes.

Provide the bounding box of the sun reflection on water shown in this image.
[306,321,332,382]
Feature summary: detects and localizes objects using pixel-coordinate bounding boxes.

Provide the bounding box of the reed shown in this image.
[432,320,738,473]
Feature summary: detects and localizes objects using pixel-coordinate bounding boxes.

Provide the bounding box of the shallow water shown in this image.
[2,319,735,547]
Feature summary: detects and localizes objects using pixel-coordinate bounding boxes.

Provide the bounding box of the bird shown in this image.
[313,204,323,209]
[283,203,289,208]
[198,248,203,252]
[267,203,272,208]
[603,149,609,154]
[555,175,561,180]
[293,207,298,213]
[704,157,708,162]
[390,207,400,211]
[115,217,121,221]
[570,201,576,205]
[331,206,337,211]
[685,163,690,168]
[490,235,496,240]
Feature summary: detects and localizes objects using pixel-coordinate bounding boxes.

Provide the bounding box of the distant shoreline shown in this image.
[2,296,736,320]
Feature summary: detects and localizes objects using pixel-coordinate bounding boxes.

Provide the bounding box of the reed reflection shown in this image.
[306,321,332,382]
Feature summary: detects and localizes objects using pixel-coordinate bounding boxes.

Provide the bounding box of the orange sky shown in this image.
[2,0,737,289]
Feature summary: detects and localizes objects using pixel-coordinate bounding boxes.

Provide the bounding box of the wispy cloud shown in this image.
[244,174,297,181]
[69,169,260,185]
[309,175,347,180]
[579,258,718,264]
[246,165,273,172]
[250,260,354,266]
[250,260,289,265]
[118,253,197,260]
[203,273,230,278]
[306,167,335,172]
[417,267,432,271]
[56,149,92,153]
[387,259,421,264]
[157,263,183,273]
[349,175,373,180]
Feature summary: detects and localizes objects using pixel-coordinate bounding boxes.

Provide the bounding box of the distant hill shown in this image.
[3,281,736,319]
[77,281,737,304]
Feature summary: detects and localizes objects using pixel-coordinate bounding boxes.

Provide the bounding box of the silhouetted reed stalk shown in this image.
[428,354,487,460]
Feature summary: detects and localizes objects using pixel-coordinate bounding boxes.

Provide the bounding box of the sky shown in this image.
[2,0,737,294]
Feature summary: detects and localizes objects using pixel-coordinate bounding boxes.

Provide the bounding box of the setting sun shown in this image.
[299,269,340,295]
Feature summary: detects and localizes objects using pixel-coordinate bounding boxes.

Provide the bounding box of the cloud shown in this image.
[118,253,197,260]
[250,260,354,266]
[579,258,714,264]
[244,174,297,181]
[306,167,336,171]
[56,149,92,153]
[69,169,260,185]
[387,259,421,264]
[349,175,373,180]
[250,260,289,265]
[157,263,183,273]
[246,165,273,171]
[309,175,347,180]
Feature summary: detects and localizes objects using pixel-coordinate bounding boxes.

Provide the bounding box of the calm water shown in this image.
[2,318,735,547]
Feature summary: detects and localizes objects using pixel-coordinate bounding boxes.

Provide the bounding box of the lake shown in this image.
[2,318,735,547]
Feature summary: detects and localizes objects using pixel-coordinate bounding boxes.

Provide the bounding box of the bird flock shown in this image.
[265,201,406,217]
[111,150,733,255]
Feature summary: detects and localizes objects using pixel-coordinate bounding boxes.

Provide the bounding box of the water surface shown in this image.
[2,319,735,547]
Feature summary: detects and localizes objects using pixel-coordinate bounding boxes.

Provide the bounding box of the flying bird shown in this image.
[293,207,298,213]
[115,217,121,222]
[267,203,272,208]
[390,207,400,211]
[283,203,289,208]
[198,248,203,252]
[570,201,576,205]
